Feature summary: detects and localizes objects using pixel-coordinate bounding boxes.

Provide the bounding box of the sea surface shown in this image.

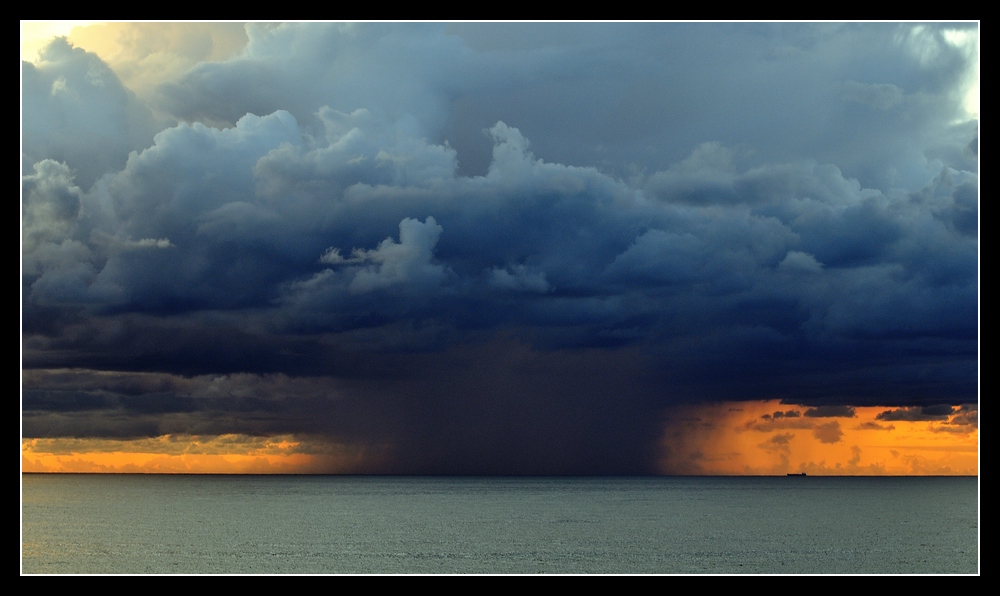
[21,475,978,574]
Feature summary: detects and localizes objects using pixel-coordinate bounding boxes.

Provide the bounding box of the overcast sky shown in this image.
[22,22,978,473]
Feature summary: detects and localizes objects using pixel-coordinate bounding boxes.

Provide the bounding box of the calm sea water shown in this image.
[21,475,978,574]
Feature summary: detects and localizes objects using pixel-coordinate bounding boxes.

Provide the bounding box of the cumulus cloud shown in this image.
[344,216,448,294]
[22,160,83,253]
[22,38,160,189]
[778,251,823,274]
[25,114,977,428]
[22,109,976,424]
[813,421,844,444]
[154,23,481,136]
[758,432,795,453]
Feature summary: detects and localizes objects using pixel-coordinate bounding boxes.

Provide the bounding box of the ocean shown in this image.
[21,474,978,574]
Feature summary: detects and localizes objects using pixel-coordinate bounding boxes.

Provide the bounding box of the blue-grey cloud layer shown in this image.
[22,23,978,473]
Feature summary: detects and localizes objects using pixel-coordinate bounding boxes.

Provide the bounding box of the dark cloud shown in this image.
[762,410,802,420]
[804,406,857,418]
[876,405,955,421]
[948,404,979,428]
[813,421,844,444]
[21,24,978,473]
[758,432,795,454]
[22,341,665,474]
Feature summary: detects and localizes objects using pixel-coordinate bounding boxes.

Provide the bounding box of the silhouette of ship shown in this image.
[787,472,807,476]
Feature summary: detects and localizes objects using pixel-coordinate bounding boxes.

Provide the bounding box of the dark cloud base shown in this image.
[23,327,975,474]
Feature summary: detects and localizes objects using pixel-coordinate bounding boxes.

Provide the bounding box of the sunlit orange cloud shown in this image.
[657,400,978,475]
[21,434,387,474]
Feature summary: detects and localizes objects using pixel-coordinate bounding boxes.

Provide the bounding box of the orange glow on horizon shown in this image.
[21,434,382,474]
[657,400,978,475]
[21,401,978,475]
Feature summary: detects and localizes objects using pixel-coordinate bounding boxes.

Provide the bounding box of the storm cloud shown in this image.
[22,23,978,473]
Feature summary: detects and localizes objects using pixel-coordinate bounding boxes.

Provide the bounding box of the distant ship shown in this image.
[787,472,807,476]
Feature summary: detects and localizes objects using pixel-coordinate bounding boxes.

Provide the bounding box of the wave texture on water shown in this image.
[21,475,979,574]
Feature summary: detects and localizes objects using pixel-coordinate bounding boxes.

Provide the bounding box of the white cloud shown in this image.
[778,251,823,274]
[348,217,447,294]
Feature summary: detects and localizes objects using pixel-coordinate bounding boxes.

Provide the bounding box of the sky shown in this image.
[21,22,978,475]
